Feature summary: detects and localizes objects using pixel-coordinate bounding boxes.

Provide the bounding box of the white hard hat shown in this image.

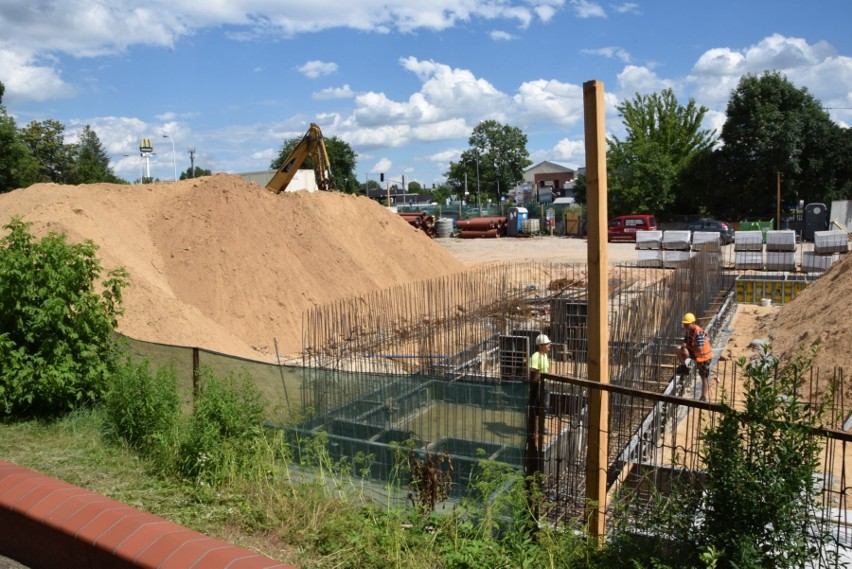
[535,334,551,345]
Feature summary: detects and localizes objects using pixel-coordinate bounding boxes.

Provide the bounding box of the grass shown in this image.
[0,407,615,568]
[0,409,300,563]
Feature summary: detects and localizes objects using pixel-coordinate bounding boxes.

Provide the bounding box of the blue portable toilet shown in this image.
[803,203,828,242]
[507,207,527,237]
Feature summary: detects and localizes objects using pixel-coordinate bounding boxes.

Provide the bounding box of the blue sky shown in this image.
[2,0,851,187]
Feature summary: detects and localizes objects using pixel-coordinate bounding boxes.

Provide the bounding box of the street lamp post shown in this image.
[162,134,176,181]
[474,152,481,216]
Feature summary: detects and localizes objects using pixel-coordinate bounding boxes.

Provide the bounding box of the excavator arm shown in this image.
[266,123,337,193]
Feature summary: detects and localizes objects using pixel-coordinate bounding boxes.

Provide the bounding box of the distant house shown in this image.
[514,161,577,203]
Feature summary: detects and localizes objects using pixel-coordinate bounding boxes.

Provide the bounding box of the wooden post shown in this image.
[582,79,610,542]
[776,171,781,230]
[192,347,200,399]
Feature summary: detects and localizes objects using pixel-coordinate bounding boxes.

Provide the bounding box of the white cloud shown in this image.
[297,60,338,79]
[570,0,606,18]
[0,1,560,103]
[490,30,516,41]
[617,65,677,96]
[551,138,586,165]
[612,2,640,14]
[313,85,355,100]
[372,157,393,173]
[582,46,631,63]
[0,49,75,103]
[687,34,852,113]
[514,79,585,126]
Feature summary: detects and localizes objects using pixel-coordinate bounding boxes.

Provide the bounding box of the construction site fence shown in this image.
[115,250,851,563]
[538,360,851,566]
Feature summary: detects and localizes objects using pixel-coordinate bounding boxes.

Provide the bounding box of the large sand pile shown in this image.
[0,174,466,361]
[761,252,852,372]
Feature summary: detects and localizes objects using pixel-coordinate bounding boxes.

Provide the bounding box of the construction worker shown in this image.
[677,313,713,401]
[530,334,551,431]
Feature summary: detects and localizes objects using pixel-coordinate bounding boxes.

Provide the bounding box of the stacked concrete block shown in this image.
[662,230,692,268]
[663,250,693,268]
[801,251,839,272]
[735,251,765,270]
[813,230,849,254]
[765,230,797,252]
[691,231,720,251]
[734,231,763,251]
[635,230,663,250]
[764,230,797,271]
[637,249,663,267]
[635,230,663,267]
[734,230,764,270]
[765,251,796,271]
[662,230,691,250]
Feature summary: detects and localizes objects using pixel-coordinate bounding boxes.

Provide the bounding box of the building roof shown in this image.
[522,161,575,182]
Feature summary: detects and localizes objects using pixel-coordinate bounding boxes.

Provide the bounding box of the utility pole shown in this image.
[188,148,196,179]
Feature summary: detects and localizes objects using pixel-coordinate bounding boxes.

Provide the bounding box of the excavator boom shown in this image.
[266,123,337,193]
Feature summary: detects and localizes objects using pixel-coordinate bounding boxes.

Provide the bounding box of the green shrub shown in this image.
[698,347,834,567]
[103,358,180,459]
[177,369,271,486]
[632,347,837,568]
[0,217,128,418]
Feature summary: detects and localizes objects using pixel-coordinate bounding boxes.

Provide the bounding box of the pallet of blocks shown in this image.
[635,230,662,267]
[691,231,720,251]
[813,230,849,255]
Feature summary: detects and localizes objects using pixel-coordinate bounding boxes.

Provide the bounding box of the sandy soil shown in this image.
[436,235,640,265]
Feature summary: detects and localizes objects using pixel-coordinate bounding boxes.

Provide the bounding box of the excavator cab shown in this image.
[266,123,337,193]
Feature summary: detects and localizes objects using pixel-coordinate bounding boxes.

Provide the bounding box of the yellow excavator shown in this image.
[265,123,337,193]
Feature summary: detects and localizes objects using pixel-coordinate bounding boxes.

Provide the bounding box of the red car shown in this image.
[607,214,658,242]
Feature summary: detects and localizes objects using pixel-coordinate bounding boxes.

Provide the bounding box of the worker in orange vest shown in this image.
[677,312,713,401]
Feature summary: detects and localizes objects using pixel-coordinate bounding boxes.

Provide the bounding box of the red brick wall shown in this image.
[0,461,295,569]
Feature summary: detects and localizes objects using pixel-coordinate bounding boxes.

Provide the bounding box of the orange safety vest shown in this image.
[685,325,713,363]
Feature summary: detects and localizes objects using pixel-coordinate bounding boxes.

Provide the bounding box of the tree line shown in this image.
[0,82,125,191]
[444,71,851,220]
[602,72,852,220]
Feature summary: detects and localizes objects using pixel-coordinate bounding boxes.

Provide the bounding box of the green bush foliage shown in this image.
[698,348,834,567]
[0,217,128,418]
[628,347,837,568]
[103,358,180,458]
[176,369,271,486]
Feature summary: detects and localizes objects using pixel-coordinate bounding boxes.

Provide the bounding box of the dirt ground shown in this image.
[0,174,849,374]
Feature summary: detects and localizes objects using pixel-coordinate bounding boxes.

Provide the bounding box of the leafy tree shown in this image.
[572,173,587,205]
[360,178,382,192]
[0,111,39,194]
[74,124,124,184]
[717,71,849,218]
[271,131,359,194]
[407,180,423,193]
[446,120,532,203]
[0,81,39,193]
[179,166,212,180]
[20,119,77,184]
[607,89,717,216]
[0,218,129,418]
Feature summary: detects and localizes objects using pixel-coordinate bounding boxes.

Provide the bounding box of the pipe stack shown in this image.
[456,216,508,239]
[399,212,437,237]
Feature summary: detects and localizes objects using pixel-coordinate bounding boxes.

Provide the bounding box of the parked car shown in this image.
[607,214,658,242]
[687,219,735,245]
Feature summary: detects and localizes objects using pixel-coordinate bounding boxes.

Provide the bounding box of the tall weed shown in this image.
[102,357,180,461]
[176,368,272,486]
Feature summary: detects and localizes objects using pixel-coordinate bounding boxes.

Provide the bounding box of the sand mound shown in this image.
[763,252,852,372]
[0,174,466,360]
